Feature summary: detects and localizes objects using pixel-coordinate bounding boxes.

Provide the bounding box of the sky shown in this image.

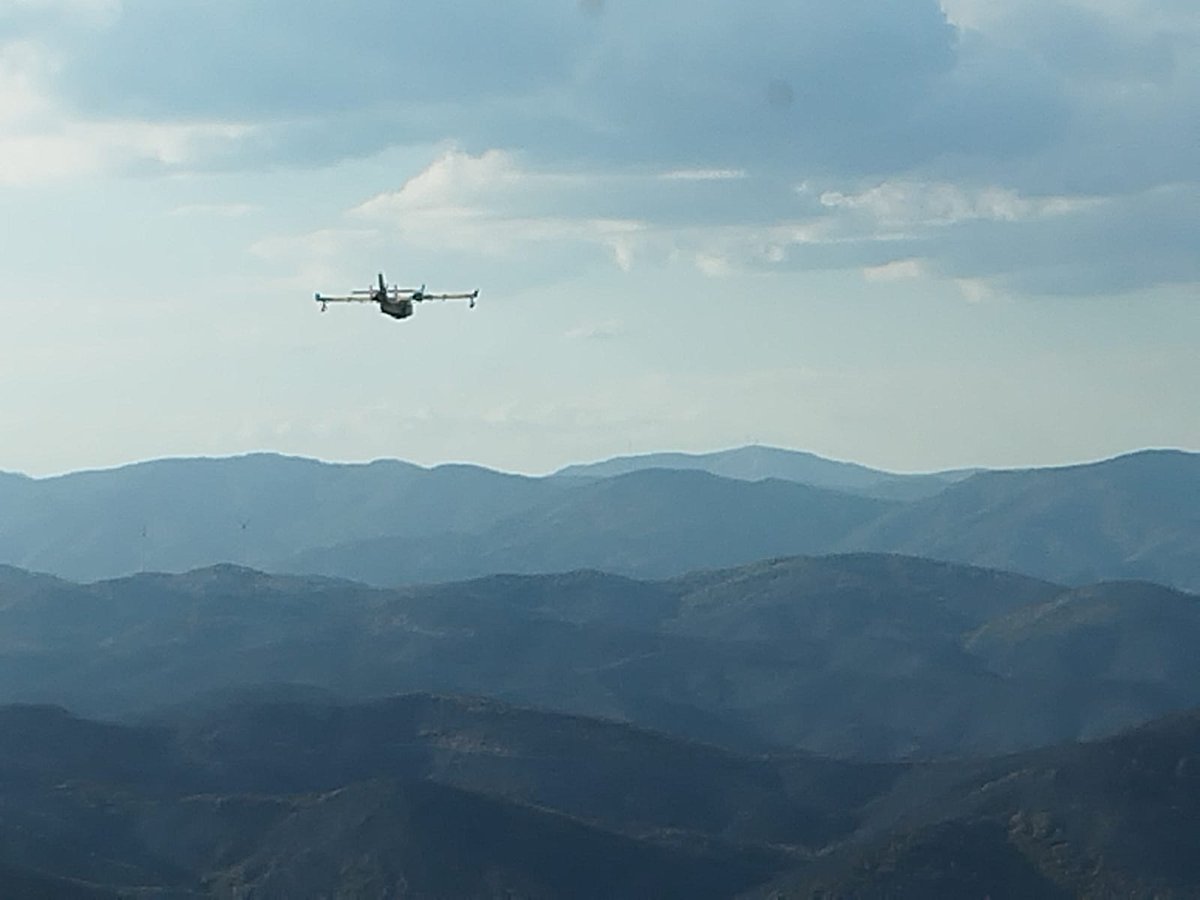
[1,0,1197,477]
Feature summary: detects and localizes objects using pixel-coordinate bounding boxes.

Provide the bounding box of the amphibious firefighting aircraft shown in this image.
[315,273,478,320]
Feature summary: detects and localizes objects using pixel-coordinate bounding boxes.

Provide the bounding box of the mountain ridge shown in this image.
[2,552,1198,760]
[552,444,976,500]
[0,446,1196,593]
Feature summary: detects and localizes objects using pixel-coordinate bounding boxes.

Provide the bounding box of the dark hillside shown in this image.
[211,777,775,900]
[755,710,1200,898]
[3,698,1200,897]
[0,697,822,898]
[0,864,118,900]
[164,693,879,850]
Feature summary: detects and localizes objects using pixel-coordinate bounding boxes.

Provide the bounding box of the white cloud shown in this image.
[360,148,535,214]
[819,181,1098,228]
[694,254,734,277]
[864,259,925,282]
[348,149,848,278]
[0,39,254,185]
[659,168,748,181]
[352,148,646,266]
[954,277,997,303]
[0,119,253,186]
[937,0,1002,31]
[0,133,89,185]
[0,41,55,125]
[344,148,1200,296]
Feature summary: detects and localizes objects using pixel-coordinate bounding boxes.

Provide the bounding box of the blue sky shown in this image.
[1,0,1197,475]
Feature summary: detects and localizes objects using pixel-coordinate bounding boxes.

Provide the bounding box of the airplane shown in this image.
[315,272,478,320]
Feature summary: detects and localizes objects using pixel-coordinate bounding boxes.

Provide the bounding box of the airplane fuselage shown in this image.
[379,296,414,319]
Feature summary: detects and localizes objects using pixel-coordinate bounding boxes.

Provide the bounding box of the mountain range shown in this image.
[1,692,1198,898]
[1,446,1196,593]
[2,444,1199,894]
[2,553,1198,761]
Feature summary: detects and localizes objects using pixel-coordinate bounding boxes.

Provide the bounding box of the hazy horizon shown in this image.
[3,441,1195,482]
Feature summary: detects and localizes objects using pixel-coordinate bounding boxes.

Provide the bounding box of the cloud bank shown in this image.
[5,0,1196,295]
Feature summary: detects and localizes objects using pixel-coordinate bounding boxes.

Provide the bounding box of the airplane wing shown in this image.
[416,290,479,302]
[314,293,377,304]
[314,283,478,312]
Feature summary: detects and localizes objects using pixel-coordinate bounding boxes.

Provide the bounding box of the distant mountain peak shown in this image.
[551,444,975,501]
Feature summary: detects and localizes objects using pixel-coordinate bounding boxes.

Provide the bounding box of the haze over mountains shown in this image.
[2,443,1199,896]
[1,446,1196,592]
